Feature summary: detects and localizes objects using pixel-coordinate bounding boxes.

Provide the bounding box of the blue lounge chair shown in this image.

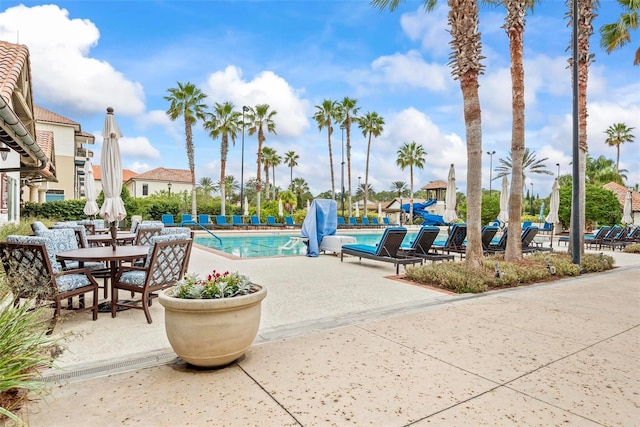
[266,216,284,228]
[401,226,454,262]
[521,226,551,252]
[181,214,198,227]
[250,215,266,228]
[481,225,500,251]
[214,215,233,229]
[558,226,610,247]
[341,227,422,274]
[284,216,301,228]
[432,224,467,257]
[232,215,248,229]
[337,217,347,228]
[487,228,508,253]
[600,225,627,250]
[370,217,384,228]
[198,214,215,229]
[360,217,373,228]
[348,217,362,228]
[161,214,177,227]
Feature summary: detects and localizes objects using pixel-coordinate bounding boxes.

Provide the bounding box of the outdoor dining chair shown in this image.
[111,235,193,323]
[0,238,99,333]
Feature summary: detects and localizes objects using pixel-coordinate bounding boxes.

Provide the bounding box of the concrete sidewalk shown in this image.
[22,248,640,426]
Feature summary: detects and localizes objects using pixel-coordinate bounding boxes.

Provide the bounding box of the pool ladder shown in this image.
[180,221,222,246]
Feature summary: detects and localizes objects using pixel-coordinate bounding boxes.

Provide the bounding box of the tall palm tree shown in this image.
[586,155,628,185]
[284,150,299,189]
[339,97,360,217]
[372,0,485,269]
[261,146,275,201]
[604,123,635,172]
[245,104,278,217]
[357,111,385,217]
[203,101,242,216]
[291,177,310,208]
[600,0,640,65]
[223,175,240,203]
[165,82,208,217]
[495,148,554,184]
[313,99,341,200]
[197,176,216,201]
[270,151,282,200]
[396,141,427,220]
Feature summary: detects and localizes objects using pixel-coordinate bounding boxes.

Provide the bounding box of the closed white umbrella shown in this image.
[244,196,249,216]
[498,175,509,225]
[545,178,560,248]
[99,107,126,249]
[622,189,633,225]
[278,198,284,217]
[83,159,99,217]
[378,202,382,220]
[443,164,458,224]
[355,202,360,218]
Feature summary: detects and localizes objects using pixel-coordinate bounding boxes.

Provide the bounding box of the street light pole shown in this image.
[486,150,496,196]
[240,106,249,216]
[530,182,534,215]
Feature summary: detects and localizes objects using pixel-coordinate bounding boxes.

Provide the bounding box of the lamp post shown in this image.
[167,182,172,195]
[530,182,534,215]
[341,125,345,218]
[240,106,249,216]
[486,150,496,196]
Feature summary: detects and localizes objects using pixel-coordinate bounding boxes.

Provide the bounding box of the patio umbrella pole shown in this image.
[110,221,118,250]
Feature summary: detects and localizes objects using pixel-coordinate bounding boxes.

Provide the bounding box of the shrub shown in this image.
[404,252,615,293]
[623,244,640,254]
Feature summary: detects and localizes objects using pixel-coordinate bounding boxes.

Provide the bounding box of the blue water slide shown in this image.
[401,199,446,225]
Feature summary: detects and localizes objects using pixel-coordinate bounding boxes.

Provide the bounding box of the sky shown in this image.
[0,0,638,200]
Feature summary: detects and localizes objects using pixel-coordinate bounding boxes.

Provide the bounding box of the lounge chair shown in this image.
[266,216,284,228]
[400,226,454,262]
[383,217,398,227]
[198,214,215,229]
[370,217,383,228]
[341,227,423,274]
[337,217,348,228]
[432,224,467,258]
[250,215,266,228]
[600,225,629,250]
[480,225,500,251]
[521,226,551,253]
[486,228,508,253]
[284,216,301,228]
[360,217,374,228]
[558,226,610,247]
[161,214,177,227]
[232,215,248,229]
[181,214,198,227]
[348,217,362,228]
[215,215,233,229]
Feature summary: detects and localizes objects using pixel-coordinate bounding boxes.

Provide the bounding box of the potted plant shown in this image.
[158,270,267,368]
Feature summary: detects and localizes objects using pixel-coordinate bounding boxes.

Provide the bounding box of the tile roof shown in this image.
[34,130,55,177]
[92,165,138,182]
[422,180,448,190]
[34,105,80,129]
[0,41,29,105]
[603,182,639,212]
[132,167,193,183]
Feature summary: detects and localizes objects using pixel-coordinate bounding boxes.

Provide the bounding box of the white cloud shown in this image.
[369,50,451,92]
[400,5,450,58]
[0,4,145,115]
[93,135,160,164]
[203,65,310,137]
[127,161,151,173]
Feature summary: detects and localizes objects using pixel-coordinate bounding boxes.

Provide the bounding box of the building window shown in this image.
[142,184,148,196]
[45,189,64,202]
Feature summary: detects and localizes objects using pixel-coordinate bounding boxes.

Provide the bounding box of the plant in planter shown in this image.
[158,270,267,368]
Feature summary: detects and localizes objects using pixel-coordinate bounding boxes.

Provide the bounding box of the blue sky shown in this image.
[0,1,638,199]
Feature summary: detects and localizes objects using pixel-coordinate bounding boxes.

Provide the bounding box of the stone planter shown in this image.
[158,285,267,368]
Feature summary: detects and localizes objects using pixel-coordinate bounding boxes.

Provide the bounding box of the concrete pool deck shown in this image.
[21,236,640,426]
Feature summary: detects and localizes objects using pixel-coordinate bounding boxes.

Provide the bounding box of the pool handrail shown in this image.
[180,220,222,246]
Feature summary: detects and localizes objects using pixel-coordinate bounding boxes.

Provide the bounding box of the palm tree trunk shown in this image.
[256,130,264,217]
[185,120,197,217]
[220,161,226,216]
[505,18,526,262]
[347,126,353,217]
[328,131,335,200]
[364,133,372,217]
[409,166,414,220]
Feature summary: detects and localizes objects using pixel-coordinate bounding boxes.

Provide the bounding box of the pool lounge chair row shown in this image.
[557,224,640,250]
[161,214,302,230]
[337,217,395,228]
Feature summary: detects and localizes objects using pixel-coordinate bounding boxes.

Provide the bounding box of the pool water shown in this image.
[194,232,427,258]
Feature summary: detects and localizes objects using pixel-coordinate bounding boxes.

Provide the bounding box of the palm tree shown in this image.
[495,148,554,185]
[245,104,278,217]
[291,177,310,208]
[284,150,299,189]
[391,181,409,198]
[396,141,427,220]
[600,0,640,65]
[203,101,242,215]
[372,0,485,269]
[604,123,635,172]
[197,177,216,201]
[357,111,385,217]
[586,155,628,185]
[223,175,240,203]
[261,146,276,201]
[165,82,208,217]
[313,99,341,200]
[339,97,360,216]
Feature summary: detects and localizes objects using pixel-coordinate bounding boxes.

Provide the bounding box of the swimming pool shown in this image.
[194,231,429,258]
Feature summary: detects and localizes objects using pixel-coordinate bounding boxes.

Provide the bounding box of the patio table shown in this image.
[87,232,135,246]
[57,245,149,302]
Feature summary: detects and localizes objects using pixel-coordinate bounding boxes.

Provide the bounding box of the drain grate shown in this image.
[40,350,178,383]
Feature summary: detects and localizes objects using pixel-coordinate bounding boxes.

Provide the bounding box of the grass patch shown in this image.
[404,252,615,293]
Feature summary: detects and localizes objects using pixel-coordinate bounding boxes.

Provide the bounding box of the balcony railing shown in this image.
[76,148,94,158]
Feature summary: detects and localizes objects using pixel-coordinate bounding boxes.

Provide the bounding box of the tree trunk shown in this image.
[505,15,526,262]
[347,125,353,217]
[185,120,197,217]
[328,128,335,200]
[364,133,372,217]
